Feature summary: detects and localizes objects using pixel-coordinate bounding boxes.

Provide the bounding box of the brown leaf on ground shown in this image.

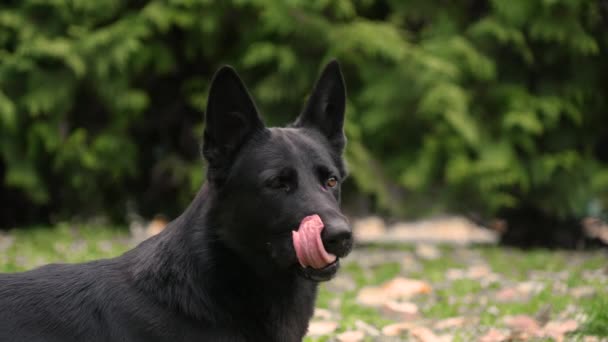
[571,285,595,299]
[381,323,451,341]
[467,264,492,279]
[517,281,545,295]
[495,287,520,302]
[383,277,433,297]
[410,326,451,342]
[496,283,542,302]
[353,216,386,241]
[446,268,466,280]
[504,315,541,334]
[446,265,495,282]
[478,328,508,342]
[434,316,468,330]
[313,308,332,320]
[357,277,432,307]
[415,244,441,260]
[356,287,388,307]
[336,330,365,342]
[382,300,419,319]
[542,320,578,342]
[307,321,338,336]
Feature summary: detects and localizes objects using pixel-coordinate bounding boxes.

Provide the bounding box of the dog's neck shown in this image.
[126,184,318,328]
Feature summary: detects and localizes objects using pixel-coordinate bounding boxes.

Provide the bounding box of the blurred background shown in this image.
[3,2,608,339]
[1,0,608,247]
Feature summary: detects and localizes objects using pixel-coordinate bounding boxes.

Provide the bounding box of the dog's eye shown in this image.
[326,177,338,188]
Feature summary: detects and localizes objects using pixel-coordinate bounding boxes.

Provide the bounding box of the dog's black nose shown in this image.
[322,219,353,257]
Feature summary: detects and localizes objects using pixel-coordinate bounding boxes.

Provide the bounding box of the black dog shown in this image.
[0,60,353,341]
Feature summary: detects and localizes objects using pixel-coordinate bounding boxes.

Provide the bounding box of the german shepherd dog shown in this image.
[0,60,353,341]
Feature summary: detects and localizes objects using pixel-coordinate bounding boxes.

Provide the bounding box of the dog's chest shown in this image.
[270,300,314,341]
[248,280,318,341]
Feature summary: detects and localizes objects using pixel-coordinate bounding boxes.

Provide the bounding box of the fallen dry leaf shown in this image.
[313,308,332,320]
[382,322,415,337]
[467,264,492,279]
[542,320,578,341]
[356,286,389,306]
[504,315,541,334]
[438,334,453,342]
[383,277,433,298]
[496,281,544,302]
[353,216,386,242]
[357,277,432,307]
[434,317,467,330]
[415,243,441,260]
[495,287,520,302]
[517,281,545,295]
[307,321,338,336]
[446,268,466,280]
[410,326,447,342]
[336,330,365,342]
[382,300,419,319]
[478,328,508,342]
[571,285,595,299]
[446,265,492,281]
[382,323,451,342]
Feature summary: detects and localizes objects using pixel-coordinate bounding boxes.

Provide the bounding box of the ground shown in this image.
[0,223,606,341]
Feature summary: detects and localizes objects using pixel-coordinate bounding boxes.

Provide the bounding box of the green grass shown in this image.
[580,295,608,337]
[2,224,608,339]
[0,223,130,272]
[370,262,402,284]
[477,247,569,280]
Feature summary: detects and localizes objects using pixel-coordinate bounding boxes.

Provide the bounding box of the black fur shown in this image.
[0,60,352,342]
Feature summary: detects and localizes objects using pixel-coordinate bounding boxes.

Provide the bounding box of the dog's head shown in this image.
[202,61,352,281]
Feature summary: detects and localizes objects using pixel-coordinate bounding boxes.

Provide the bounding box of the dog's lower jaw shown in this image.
[296,259,340,282]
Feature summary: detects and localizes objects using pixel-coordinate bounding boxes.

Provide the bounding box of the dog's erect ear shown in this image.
[203,66,264,179]
[294,60,346,152]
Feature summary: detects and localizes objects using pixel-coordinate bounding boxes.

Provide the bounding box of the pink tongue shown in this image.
[292,215,337,269]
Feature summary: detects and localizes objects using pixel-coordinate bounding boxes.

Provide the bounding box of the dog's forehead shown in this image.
[268,127,332,159]
[231,127,339,179]
[238,127,335,169]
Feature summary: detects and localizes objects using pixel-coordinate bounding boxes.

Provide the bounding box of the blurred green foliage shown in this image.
[1,0,607,225]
